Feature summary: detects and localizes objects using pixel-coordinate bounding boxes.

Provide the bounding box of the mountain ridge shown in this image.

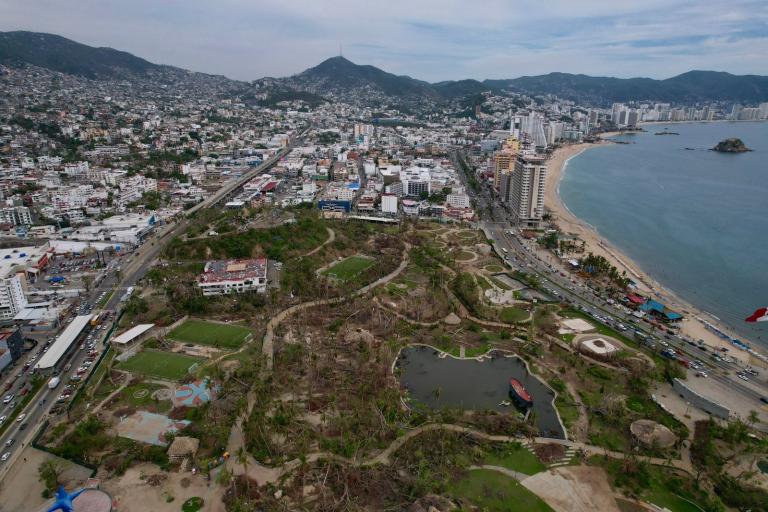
[3,31,768,104]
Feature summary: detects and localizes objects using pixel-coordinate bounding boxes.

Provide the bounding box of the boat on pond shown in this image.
[509,378,533,408]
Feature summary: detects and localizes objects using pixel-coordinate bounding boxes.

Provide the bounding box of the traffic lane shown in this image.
[492,224,767,397]
[475,180,768,404]
[0,326,104,451]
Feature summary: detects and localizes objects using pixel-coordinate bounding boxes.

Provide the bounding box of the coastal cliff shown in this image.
[711,138,751,153]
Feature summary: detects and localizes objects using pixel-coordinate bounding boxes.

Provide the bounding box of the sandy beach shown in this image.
[544,140,767,368]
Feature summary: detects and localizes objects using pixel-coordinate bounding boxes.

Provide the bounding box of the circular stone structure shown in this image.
[152,388,173,401]
[38,489,112,512]
[630,419,677,449]
[578,337,619,361]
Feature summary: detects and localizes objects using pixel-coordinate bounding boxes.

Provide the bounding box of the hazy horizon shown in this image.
[2,1,767,82]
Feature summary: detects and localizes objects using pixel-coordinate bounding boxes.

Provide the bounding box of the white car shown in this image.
[2,395,13,404]
[1,452,10,462]
[16,413,25,422]
[738,374,749,382]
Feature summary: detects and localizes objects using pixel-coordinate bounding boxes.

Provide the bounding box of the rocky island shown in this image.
[711,138,751,153]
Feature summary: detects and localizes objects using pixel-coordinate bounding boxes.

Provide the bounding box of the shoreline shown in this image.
[544,139,767,368]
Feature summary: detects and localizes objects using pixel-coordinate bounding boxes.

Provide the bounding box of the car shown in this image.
[16,413,25,422]
[760,397,768,404]
[19,422,27,431]
[2,394,13,404]
[5,439,13,447]
[1,452,10,462]
[696,371,708,378]
[738,374,749,382]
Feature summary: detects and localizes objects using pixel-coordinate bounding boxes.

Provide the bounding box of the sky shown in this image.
[2,0,767,82]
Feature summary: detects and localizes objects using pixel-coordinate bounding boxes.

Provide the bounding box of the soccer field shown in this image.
[116,351,203,381]
[167,319,252,348]
[322,255,375,281]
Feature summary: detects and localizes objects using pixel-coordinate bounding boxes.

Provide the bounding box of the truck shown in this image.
[47,376,61,389]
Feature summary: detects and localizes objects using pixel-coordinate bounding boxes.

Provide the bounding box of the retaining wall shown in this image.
[672,378,730,420]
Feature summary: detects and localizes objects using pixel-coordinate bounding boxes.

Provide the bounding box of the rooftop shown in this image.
[35,314,93,370]
[112,324,154,345]
[199,258,267,284]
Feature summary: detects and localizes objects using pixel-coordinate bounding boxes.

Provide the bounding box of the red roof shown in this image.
[627,294,646,304]
[261,182,277,192]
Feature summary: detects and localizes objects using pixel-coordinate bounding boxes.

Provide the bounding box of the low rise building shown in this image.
[198,258,268,296]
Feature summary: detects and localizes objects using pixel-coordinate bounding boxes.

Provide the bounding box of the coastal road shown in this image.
[456,150,768,419]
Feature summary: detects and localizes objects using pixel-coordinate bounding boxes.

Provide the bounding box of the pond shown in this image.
[395,345,565,439]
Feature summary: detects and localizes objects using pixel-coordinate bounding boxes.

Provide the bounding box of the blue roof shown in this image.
[665,311,683,320]
[640,299,666,313]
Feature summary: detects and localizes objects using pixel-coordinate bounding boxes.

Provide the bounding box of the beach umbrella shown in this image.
[745,307,768,322]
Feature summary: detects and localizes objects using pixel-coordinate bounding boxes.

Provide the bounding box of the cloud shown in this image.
[1,0,766,81]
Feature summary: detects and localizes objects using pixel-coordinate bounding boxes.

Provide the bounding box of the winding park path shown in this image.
[303,227,336,257]
[223,242,412,480]
[221,235,693,486]
[261,242,412,370]
[223,421,694,487]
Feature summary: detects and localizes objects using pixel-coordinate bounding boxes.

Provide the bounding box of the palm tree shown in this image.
[747,410,759,428]
[236,447,249,497]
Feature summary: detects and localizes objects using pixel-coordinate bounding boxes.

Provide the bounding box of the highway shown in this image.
[0,127,309,478]
[104,126,308,311]
[454,150,768,424]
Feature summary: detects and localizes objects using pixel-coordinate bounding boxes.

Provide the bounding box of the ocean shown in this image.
[559,121,768,348]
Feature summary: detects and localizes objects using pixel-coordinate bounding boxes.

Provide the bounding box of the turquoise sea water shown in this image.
[559,121,768,348]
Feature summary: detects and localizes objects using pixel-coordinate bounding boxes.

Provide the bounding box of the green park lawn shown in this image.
[449,469,554,511]
[454,250,476,261]
[116,350,203,381]
[322,255,375,281]
[167,319,252,348]
[591,456,713,512]
[483,443,547,475]
[501,307,530,323]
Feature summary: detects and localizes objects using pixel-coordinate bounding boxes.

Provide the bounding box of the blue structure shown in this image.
[640,299,682,321]
[47,486,86,512]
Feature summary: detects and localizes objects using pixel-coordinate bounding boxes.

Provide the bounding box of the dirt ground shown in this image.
[0,446,92,512]
[522,465,621,512]
[101,463,225,512]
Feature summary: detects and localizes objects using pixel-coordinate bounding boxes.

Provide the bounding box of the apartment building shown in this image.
[511,155,547,228]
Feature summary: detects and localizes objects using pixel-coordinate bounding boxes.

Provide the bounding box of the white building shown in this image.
[381,194,398,214]
[0,273,27,321]
[198,259,268,296]
[511,155,547,228]
[0,244,52,320]
[447,193,470,209]
[0,206,33,226]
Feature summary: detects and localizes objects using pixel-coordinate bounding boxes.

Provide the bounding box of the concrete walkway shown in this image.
[469,464,530,482]
[224,242,412,481]
[223,421,694,487]
[262,242,411,369]
[302,227,335,257]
